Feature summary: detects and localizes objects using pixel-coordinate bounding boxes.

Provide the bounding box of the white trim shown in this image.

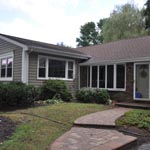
[105,65,107,89]
[37,55,75,81]
[114,64,117,89]
[0,78,13,81]
[78,65,80,89]
[21,50,29,83]
[0,52,14,81]
[90,66,92,88]
[134,62,150,101]
[97,66,99,88]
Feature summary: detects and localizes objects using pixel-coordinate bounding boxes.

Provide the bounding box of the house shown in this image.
[77,36,150,102]
[0,33,89,97]
[0,33,150,101]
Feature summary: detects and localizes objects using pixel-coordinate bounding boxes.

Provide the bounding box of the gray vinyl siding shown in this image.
[28,52,79,97]
[13,50,22,82]
[0,38,23,82]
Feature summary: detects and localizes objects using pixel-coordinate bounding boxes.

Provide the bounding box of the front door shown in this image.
[134,63,150,100]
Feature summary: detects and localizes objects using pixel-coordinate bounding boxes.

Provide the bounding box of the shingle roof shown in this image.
[0,33,89,59]
[76,36,150,65]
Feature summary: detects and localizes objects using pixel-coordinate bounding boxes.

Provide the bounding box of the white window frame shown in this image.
[80,63,126,91]
[0,52,13,81]
[37,55,75,81]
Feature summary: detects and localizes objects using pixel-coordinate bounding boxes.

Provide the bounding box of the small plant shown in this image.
[46,94,63,104]
[76,88,110,104]
[116,109,150,128]
[41,80,72,101]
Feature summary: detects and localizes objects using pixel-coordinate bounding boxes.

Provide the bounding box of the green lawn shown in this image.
[0,103,108,150]
[116,109,150,128]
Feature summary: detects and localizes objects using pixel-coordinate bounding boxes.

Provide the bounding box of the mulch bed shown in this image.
[0,116,17,143]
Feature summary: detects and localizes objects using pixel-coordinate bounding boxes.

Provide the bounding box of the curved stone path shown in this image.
[51,107,137,150]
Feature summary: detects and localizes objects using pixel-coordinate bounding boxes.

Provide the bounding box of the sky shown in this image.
[0,0,146,47]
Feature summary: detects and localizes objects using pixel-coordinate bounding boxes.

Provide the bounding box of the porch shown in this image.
[79,62,150,102]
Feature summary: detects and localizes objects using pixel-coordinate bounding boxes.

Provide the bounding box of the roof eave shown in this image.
[79,57,150,66]
[29,46,90,60]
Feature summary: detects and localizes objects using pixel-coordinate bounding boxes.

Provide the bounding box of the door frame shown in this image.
[134,62,150,101]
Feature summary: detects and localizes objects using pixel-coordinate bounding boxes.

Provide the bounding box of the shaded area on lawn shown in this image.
[0,116,17,143]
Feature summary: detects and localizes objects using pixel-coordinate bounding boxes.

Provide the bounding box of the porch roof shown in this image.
[76,36,150,65]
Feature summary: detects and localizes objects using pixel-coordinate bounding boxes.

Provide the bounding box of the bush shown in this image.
[76,88,110,104]
[40,80,72,101]
[0,82,39,108]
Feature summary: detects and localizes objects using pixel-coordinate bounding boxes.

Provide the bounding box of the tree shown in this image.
[102,3,147,43]
[144,0,150,30]
[76,22,102,47]
[97,18,107,43]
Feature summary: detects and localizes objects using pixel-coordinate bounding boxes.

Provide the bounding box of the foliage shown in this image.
[76,88,110,104]
[46,93,64,104]
[102,3,148,43]
[76,22,102,47]
[40,80,72,101]
[144,0,150,30]
[0,82,38,108]
[116,109,150,128]
[97,18,107,43]
[0,103,108,150]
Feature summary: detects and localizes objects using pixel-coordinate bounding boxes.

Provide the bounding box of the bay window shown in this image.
[38,56,75,80]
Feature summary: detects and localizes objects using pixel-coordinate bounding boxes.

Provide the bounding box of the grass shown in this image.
[116,109,150,128]
[0,103,108,150]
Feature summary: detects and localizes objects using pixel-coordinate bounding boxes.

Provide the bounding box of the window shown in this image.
[0,57,13,78]
[38,56,75,80]
[49,59,65,78]
[92,66,97,87]
[68,61,74,79]
[80,64,126,90]
[107,65,114,88]
[99,66,105,88]
[116,64,125,88]
[38,58,46,78]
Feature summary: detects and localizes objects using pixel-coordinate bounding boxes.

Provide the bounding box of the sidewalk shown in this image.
[50,107,137,150]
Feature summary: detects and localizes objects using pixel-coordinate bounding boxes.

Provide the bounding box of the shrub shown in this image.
[40,80,72,101]
[0,82,39,108]
[76,88,110,104]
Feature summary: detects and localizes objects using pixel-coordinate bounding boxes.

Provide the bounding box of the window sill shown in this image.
[37,77,75,81]
[0,78,13,81]
[90,87,126,92]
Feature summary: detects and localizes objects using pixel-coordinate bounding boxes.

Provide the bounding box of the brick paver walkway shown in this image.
[50,107,137,150]
[74,107,132,127]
